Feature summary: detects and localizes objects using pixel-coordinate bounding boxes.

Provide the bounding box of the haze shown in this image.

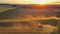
[0,0,60,4]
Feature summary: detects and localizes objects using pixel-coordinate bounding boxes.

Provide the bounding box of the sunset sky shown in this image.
[0,0,60,4]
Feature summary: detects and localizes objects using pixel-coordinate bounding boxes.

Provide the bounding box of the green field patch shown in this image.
[0,7,16,13]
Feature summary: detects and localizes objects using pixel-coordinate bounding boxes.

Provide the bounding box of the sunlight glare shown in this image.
[36,0,55,4]
[37,0,46,5]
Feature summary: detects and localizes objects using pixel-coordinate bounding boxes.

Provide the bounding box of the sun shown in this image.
[36,0,47,5]
[36,0,55,5]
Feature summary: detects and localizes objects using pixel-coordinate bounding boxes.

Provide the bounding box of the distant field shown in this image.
[0,7,16,13]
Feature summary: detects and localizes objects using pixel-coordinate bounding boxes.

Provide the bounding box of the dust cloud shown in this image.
[9,21,58,33]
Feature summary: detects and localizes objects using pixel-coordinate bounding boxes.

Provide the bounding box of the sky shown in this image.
[0,0,60,4]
